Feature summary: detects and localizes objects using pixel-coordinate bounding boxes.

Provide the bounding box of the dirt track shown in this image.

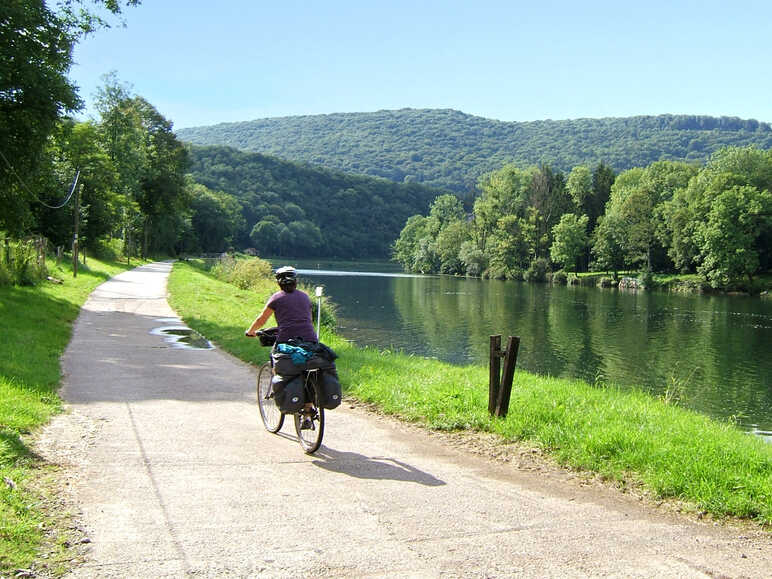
[36,262,771,577]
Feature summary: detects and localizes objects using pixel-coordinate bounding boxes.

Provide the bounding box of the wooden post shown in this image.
[488,335,502,414]
[495,336,520,418]
[36,236,46,277]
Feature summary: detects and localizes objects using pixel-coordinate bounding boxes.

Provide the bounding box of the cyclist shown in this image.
[245,265,318,429]
[245,266,317,344]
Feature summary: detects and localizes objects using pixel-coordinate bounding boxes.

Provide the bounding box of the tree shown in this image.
[522,206,544,263]
[250,219,281,255]
[1,1,80,233]
[696,185,772,286]
[435,220,469,274]
[34,120,122,249]
[603,162,694,272]
[566,166,592,213]
[62,121,121,244]
[473,165,533,251]
[0,1,139,234]
[592,214,627,280]
[392,214,429,271]
[526,164,571,259]
[96,77,189,255]
[486,214,530,279]
[644,161,698,265]
[190,182,243,253]
[426,193,465,236]
[662,147,772,276]
[95,75,147,255]
[286,220,323,255]
[590,161,615,230]
[132,96,189,255]
[284,202,305,222]
[566,165,597,272]
[550,213,589,272]
[458,240,486,276]
[412,236,439,273]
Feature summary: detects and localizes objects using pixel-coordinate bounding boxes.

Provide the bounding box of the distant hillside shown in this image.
[187,145,446,258]
[178,109,772,192]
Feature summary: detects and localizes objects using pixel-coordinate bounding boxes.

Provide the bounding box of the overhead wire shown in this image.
[0,148,80,209]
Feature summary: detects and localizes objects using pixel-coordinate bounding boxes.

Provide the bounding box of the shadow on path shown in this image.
[311,446,446,486]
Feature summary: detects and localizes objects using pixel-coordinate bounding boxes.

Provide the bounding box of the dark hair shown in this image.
[278,279,296,292]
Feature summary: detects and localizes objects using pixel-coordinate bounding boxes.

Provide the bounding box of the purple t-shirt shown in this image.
[266,289,317,343]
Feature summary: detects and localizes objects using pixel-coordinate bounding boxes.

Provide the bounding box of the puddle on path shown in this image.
[150,325,214,350]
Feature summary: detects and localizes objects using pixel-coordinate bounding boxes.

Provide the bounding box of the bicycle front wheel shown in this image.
[257,362,284,433]
[294,407,324,454]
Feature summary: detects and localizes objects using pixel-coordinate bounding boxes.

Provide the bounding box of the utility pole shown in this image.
[73,183,82,277]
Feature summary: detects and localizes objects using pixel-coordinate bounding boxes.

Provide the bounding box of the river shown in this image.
[292,262,772,440]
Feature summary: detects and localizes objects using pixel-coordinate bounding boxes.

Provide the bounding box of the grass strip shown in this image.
[0,257,132,574]
[168,260,772,527]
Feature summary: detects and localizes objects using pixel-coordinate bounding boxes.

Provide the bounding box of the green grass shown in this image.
[0,256,133,574]
[169,260,772,527]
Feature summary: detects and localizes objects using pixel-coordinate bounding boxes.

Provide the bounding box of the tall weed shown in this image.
[0,235,47,286]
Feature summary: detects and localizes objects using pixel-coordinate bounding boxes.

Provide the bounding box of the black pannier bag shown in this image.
[271,351,303,377]
[305,354,335,370]
[271,375,305,413]
[318,369,342,409]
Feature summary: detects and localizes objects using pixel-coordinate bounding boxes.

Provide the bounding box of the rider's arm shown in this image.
[245,306,274,336]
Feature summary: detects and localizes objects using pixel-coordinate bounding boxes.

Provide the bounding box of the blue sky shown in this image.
[70,0,772,129]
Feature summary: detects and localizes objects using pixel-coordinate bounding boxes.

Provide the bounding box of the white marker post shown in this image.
[315,286,323,338]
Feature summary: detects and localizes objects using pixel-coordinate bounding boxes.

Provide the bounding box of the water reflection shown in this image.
[300,270,772,439]
[151,326,214,350]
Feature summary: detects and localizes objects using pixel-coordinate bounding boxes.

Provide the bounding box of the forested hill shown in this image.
[187,145,446,258]
[178,109,772,192]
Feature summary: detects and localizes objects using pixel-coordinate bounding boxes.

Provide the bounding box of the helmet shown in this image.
[275,266,297,283]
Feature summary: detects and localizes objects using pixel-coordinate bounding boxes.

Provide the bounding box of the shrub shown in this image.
[0,236,47,286]
[567,273,580,285]
[229,257,273,289]
[551,270,568,285]
[598,276,617,288]
[210,254,237,280]
[507,267,525,281]
[483,263,507,280]
[90,238,123,261]
[669,278,709,294]
[0,263,11,286]
[524,258,549,282]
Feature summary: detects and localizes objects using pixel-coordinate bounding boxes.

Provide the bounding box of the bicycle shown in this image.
[255,331,325,454]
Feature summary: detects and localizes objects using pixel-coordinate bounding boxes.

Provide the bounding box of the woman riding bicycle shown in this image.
[245,266,318,430]
[245,266,317,344]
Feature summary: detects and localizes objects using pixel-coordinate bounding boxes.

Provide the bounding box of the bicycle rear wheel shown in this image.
[294,406,324,454]
[257,362,284,433]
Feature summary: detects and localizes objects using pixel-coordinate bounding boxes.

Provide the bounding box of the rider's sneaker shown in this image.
[300,417,314,430]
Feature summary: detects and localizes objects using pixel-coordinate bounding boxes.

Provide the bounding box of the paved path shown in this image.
[38,262,770,577]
